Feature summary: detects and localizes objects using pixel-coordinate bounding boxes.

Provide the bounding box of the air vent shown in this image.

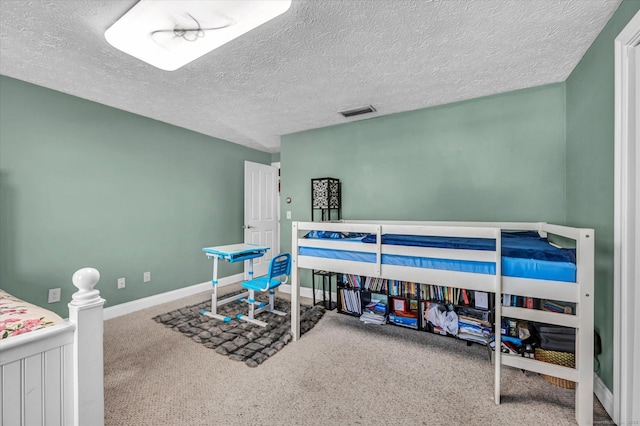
[339,105,376,118]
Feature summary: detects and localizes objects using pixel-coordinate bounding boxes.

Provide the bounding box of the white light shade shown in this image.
[105,0,292,71]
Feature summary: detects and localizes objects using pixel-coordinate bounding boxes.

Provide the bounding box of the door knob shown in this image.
[243,225,254,229]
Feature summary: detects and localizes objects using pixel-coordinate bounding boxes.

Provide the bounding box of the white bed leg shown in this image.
[291,222,300,341]
[575,229,595,426]
[69,267,105,426]
[494,228,502,405]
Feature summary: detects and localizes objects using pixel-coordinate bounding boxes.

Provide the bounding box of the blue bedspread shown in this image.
[360,231,576,263]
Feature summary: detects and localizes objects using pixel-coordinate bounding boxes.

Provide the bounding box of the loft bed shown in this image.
[0,268,105,426]
[290,220,594,426]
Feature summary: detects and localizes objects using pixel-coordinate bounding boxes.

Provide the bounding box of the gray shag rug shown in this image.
[153,292,325,367]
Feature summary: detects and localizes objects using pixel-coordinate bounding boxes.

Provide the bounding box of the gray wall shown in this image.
[565,0,640,392]
[0,76,271,316]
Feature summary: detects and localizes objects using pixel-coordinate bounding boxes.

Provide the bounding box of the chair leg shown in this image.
[238,288,286,327]
[237,289,269,327]
[267,289,286,317]
[248,289,256,320]
[269,290,275,311]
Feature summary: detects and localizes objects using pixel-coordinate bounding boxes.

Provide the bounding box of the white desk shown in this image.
[201,243,270,322]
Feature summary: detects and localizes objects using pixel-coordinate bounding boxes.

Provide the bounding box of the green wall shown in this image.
[566,0,640,392]
[280,83,567,285]
[0,76,271,317]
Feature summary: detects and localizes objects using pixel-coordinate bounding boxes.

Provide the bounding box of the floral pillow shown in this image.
[0,289,64,339]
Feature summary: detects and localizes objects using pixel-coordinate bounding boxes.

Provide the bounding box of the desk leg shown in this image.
[211,255,219,316]
[248,258,254,279]
[247,259,255,319]
[201,255,234,323]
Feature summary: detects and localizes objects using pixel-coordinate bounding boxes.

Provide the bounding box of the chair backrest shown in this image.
[268,253,291,281]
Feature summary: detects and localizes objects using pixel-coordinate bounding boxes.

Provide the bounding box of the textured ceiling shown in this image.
[0,0,622,153]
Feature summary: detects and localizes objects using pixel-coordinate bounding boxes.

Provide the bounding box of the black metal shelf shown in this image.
[312,270,339,310]
[310,177,341,311]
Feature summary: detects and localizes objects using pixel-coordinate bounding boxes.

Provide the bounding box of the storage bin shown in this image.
[534,348,575,389]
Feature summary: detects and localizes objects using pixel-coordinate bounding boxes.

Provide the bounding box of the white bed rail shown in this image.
[0,268,104,426]
[291,221,503,339]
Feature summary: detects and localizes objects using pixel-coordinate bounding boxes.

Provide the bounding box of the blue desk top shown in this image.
[202,243,270,262]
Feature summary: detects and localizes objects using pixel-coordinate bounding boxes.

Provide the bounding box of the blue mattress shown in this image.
[300,231,577,282]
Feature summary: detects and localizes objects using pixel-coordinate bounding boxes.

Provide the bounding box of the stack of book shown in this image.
[359,299,387,325]
[342,274,362,289]
[502,294,536,308]
[339,288,361,314]
[388,280,419,298]
[388,310,418,328]
[457,314,493,345]
[542,300,574,314]
[363,276,387,292]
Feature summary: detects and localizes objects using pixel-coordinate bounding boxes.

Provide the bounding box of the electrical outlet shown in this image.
[143,271,151,282]
[48,288,61,303]
[117,277,125,289]
[286,211,291,219]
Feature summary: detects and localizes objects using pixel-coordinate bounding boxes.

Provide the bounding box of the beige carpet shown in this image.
[104,284,611,426]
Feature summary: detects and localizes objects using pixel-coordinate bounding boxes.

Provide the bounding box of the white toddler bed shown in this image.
[290,220,594,426]
[0,268,104,426]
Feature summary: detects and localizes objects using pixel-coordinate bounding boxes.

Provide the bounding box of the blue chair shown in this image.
[236,253,291,327]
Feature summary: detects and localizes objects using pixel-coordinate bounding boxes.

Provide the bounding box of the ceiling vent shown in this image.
[339,105,376,118]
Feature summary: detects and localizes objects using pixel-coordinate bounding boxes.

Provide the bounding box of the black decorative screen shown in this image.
[311,178,340,209]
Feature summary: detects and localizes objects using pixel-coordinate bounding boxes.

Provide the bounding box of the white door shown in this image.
[244,161,278,278]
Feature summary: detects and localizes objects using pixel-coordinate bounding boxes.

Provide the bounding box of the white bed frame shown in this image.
[290,220,594,426]
[0,268,105,426]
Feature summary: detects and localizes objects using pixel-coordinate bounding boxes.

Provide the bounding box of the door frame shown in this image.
[613,10,640,426]
[271,161,281,259]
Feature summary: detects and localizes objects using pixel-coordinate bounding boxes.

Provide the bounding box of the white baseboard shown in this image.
[593,372,614,420]
[278,284,336,303]
[278,283,314,299]
[103,273,244,320]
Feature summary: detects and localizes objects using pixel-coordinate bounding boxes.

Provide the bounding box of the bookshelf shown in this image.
[337,274,496,344]
[336,273,579,361]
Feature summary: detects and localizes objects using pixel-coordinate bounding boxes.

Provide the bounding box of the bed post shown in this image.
[68,267,105,426]
[291,222,300,341]
[575,229,595,426]
[493,227,502,405]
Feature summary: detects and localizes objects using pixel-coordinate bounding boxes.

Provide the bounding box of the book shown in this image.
[462,289,470,305]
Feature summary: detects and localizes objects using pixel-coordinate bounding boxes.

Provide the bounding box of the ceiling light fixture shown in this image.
[105,0,292,71]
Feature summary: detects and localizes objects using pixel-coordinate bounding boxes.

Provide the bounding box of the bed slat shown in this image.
[44,348,63,426]
[2,360,22,426]
[63,343,73,426]
[502,306,579,328]
[502,277,579,303]
[502,354,579,382]
[24,354,43,426]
